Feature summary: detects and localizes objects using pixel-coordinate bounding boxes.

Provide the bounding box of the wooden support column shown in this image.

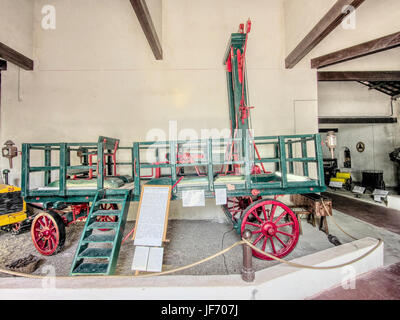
[312,32,400,69]
[129,0,163,60]
[0,42,33,70]
[285,0,365,69]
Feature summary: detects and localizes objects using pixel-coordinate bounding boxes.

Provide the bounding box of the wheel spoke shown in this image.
[38,239,45,250]
[262,206,268,221]
[38,219,46,228]
[262,237,268,251]
[252,230,261,235]
[273,211,287,224]
[270,205,277,221]
[276,222,294,228]
[252,211,264,223]
[253,234,264,246]
[44,217,50,228]
[245,222,261,228]
[277,230,295,238]
[270,238,277,254]
[274,234,286,247]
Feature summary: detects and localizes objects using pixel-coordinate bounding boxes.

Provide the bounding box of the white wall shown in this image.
[0,0,34,58]
[284,0,400,70]
[319,82,399,187]
[0,0,34,184]
[0,0,319,220]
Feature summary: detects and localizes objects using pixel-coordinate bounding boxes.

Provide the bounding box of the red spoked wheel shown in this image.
[96,203,119,231]
[241,199,299,260]
[11,223,21,235]
[226,196,261,222]
[31,211,66,256]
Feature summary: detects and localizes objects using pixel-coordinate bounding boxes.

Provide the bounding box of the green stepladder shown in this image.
[70,189,132,276]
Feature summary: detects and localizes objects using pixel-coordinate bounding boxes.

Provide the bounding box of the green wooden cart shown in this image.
[19,20,326,275]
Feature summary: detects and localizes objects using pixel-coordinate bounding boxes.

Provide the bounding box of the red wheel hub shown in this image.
[241,199,300,260]
[261,223,276,237]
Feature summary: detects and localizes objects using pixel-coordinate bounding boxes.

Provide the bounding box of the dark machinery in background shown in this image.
[323,158,339,186]
[361,170,385,191]
[390,148,400,192]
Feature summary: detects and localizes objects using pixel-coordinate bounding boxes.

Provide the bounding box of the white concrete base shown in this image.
[0,237,383,300]
[387,195,400,211]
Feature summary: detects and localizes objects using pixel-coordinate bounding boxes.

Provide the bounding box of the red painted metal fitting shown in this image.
[251,165,262,175]
[251,189,260,196]
[246,19,252,33]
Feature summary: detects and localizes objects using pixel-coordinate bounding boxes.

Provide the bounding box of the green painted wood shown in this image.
[70,189,132,276]
[21,144,30,197]
[78,248,112,259]
[301,139,309,176]
[82,234,115,244]
[44,147,51,186]
[315,134,325,187]
[278,137,288,189]
[97,142,104,190]
[170,140,177,186]
[207,138,214,192]
[72,263,108,275]
[59,143,67,197]
[288,140,294,174]
[133,142,141,196]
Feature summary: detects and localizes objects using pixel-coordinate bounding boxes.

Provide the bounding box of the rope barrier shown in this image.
[0,198,383,279]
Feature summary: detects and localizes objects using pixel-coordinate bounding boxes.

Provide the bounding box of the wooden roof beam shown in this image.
[0,59,7,71]
[0,42,33,70]
[129,0,163,60]
[318,71,400,82]
[285,0,365,69]
[312,31,400,69]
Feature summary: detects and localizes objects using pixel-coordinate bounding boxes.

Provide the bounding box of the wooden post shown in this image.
[241,229,255,282]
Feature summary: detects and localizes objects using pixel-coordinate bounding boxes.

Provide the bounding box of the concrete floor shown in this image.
[1,207,400,278]
[324,191,400,235]
[310,262,400,300]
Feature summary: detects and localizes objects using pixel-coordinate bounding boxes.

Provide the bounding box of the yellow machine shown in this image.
[0,184,27,229]
[330,172,352,190]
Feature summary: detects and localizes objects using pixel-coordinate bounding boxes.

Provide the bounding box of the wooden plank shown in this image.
[0,60,7,71]
[312,31,400,69]
[0,42,33,70]
[129,0,163,60]
[318,71,400,82]
[285,0,365,69]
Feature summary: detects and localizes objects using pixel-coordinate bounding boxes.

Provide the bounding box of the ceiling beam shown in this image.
[318,71,400,82]
[0,42,33,70]
[312,31,400,69]
[0,59,7,71]
[129,0,163,60]
[285,0,365,69]
[319,117,398,124]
